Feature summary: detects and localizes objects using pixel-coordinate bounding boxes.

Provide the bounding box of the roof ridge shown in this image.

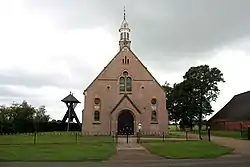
[234,90,250,97]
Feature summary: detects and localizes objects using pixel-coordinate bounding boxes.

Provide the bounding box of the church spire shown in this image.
[123,6,126,20]
[119,6,131,50]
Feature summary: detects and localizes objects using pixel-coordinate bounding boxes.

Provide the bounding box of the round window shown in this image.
[123,71,128,76]
[94,98,100,105]
[151,98,157,105]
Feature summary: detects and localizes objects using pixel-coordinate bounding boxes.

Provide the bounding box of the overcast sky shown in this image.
[0,0,250,121]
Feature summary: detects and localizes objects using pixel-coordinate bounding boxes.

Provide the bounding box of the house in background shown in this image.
[208,91,250,130]
[82,10,168,135]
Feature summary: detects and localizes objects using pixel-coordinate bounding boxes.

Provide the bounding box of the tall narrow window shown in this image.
[127,59,130,64]
[94,111,100,121]
[126,77,132,91]
[120,33,123,40]
[151,111,157,121]
[119,71,132,93]
[119,77,125,91]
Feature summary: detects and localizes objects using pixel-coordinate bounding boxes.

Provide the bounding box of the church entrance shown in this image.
[117,110,134,135]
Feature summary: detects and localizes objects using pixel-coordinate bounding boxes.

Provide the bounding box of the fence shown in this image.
[0,131,172,145]
[3,129,247,145]
[0,132,115,145]
[184,128,250,140]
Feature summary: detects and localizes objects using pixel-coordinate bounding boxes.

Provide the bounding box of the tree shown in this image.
[168,81,198,130]
[163,82,180,129]
[0,101,51,133]
[35,105,50,122]
[183,65,225,139]
[11,101,36,133]
[163,81,195,130]
[0,105,9,133]
[34,105,50,132]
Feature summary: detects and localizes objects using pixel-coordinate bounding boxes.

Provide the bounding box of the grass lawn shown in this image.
[142,140,233,159]
[0,132,116,162]
[167,133,184,138]
[211,131,247,139]
[169,125,207,131]
[141,133,183,138]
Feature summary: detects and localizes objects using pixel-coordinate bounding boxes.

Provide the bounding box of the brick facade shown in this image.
[82,47,168,134]
[82,12,168,135]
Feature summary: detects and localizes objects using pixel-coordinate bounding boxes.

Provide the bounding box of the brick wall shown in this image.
[212,121,250,131]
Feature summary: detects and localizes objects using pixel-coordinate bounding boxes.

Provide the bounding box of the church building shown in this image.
[82,9,168,135]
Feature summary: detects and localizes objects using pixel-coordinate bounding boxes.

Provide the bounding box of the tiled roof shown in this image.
[209,91,250,122]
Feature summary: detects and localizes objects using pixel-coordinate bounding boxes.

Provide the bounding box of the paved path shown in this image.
[172,131,250,156]
[110,137,165,161]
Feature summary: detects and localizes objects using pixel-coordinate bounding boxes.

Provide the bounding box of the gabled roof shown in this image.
[83,47,165,94]
[208,91,250,122]
[61,93,80,103]
[110,94,141,114]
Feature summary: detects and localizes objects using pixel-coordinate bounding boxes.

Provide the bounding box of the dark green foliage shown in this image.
[0,101,52,133]
[163,65,225,135]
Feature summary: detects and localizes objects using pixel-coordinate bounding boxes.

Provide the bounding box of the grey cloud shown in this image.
[0,86,41,106]
[0,69,69,88]
[25,0,250,73]
[1,0,249,91]
[94,0,250,54]
[0,59,97,90]
[27,0,250,53]
[0,86,27,98]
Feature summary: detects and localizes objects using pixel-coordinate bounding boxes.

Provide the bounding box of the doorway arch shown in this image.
[117,110,134,135]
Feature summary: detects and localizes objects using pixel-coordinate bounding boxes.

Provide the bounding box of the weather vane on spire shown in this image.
[124,6,126,20]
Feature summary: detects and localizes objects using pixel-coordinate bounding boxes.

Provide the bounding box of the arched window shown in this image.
[120,33,123,40]
[126,76,132,91]
[119,71,132,92]
[94,111,100,121]
[151,111,157,121]
[119,77,125,91]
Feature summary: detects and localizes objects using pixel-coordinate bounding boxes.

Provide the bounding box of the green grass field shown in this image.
[169,124,248,139]
[169,125,207,131]
[211,130,248,139]
[167,133,183,138]
[143,140,233,159]
[0,132,116,162]
[140,132,183,138]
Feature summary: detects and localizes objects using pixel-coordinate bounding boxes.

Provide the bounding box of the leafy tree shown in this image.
[183,65,225,139]
[35,105,50,122]
[168,81,198,130]
[0,105,10,133]
[163,82,180,129]
[0,101,50,133]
